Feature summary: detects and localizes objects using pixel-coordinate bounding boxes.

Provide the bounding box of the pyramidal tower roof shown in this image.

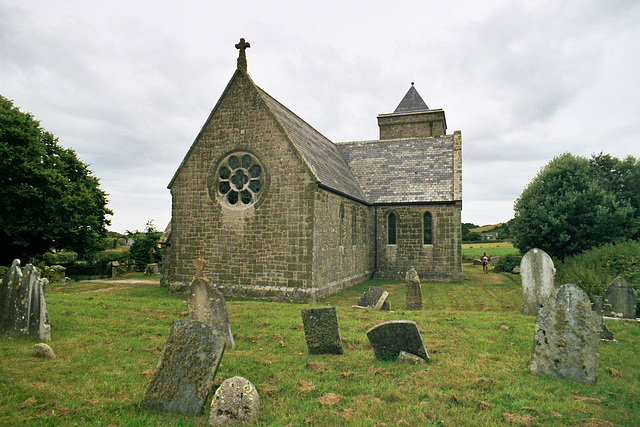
[393,83,429,113]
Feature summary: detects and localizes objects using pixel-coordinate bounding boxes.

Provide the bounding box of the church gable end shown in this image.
[167,40,463,302]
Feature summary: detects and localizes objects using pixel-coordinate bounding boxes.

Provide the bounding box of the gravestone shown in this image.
[405,268,422,310]
[603,276,637,319]
[0,260,51,341]
[187,260,235,348]
[357,287,390,311]
[300,307,343,355]
[106,261,120,278]
[209,376,259,426]
[144,319,225,416]
[146,263,159,275]
[592,296,614,340]
[530,284,601,384]
[520,248,555,315]
[34,343,56,358]
[366,320,429,361]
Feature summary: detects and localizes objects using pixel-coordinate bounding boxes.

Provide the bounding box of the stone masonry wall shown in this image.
[378,110,447,139]
[312,190,376,298]
[169,71,317,301]
[374,203,462,281]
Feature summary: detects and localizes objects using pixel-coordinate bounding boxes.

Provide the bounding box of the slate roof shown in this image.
[336,137,456,204]
[394,85,429,113]
[257,86,367,203]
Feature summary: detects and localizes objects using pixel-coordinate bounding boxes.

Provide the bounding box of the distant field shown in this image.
[462,241,520,258]
[470,223,505,233]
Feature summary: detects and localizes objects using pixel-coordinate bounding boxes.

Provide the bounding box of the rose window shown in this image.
[215,152,265,208]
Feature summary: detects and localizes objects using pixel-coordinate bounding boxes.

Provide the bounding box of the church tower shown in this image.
[377,83,447,139]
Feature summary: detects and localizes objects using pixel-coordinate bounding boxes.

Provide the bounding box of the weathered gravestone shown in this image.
[0,260,51,341]
[106,261,120,278]
[187,261,235,348]
[530,284,601,384]
[603,276,637,319]
[405,269,422,310]
[366,320,429,361]
[357,286,390,311]
[592,296,614,340]
[209,376,259,426]
[301,307,343,355]
[144,320,225,416]
[520,248,555,315]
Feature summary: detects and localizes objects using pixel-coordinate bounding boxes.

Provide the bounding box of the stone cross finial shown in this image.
[235,38,250,71]
[194,258,206,278]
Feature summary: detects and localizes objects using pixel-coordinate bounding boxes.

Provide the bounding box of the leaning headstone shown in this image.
[357,286,390,310]
[0,260,51,341]
[187,260,235,348]
[603,276,637,319]
[144,319,225,416]
[372,291,389,311]
[405,269,422,310]
[209,376,259,426]
[301,307,343,355]
[366,320,429,361]
[530,284,601,384]
[520,248,555,315]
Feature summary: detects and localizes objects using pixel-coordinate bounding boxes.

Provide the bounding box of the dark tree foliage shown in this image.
[0,95,112,265]
[128,222,162,268]
[512,153,638,259]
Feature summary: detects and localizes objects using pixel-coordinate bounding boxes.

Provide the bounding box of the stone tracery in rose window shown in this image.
[216,152,264,208]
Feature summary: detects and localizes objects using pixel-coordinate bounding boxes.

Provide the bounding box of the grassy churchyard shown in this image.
[1,264,639,426]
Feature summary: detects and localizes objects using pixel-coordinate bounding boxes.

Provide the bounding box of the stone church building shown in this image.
[165,40,462,302]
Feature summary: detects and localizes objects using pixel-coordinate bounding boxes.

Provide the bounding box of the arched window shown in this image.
[387,212,397,245]
[423,212,433,245]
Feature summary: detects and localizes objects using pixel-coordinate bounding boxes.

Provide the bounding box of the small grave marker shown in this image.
[209,376,259,425]
[301,307,343,355]
[603,276,637,319]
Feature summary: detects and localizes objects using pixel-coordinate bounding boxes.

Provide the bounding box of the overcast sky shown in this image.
[2,1,639,233]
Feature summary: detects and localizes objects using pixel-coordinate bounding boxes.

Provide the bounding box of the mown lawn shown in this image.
[1,267,638,426]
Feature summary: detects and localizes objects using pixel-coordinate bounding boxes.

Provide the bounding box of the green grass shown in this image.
[462,241,520,259]
[1,267,639,426]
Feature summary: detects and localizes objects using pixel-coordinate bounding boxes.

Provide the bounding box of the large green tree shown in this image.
[512,153,638,259]
[0,95,112,264]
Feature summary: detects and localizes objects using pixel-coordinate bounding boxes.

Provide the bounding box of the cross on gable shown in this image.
[235,38,250,71]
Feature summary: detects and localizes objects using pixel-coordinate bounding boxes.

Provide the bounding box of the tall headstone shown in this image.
[187,259,235,348]
[603,276,637,319]
[520,248,555,315]
[530,284,601,384]
[366,320,429,361]
[301,307,343,355]
[0,260,51,341]
[144,320,225,416]
[209,376,260,426]
[405,268,422,310]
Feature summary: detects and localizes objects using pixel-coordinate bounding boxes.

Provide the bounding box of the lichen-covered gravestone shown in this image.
[300,307,343,355]
[520,248,555,315]
[530,284,601,384]
[0,260,51,341]
[144,320,225,416]
[405,268,422,310]
[603,276,637,319]
[209,376,259,426]
[357,286,390,310]
[187,271,235,348]
[366,320,429,361]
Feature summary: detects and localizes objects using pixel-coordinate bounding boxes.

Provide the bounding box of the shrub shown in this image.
[494,253,522,273]
[555,239,640,299]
